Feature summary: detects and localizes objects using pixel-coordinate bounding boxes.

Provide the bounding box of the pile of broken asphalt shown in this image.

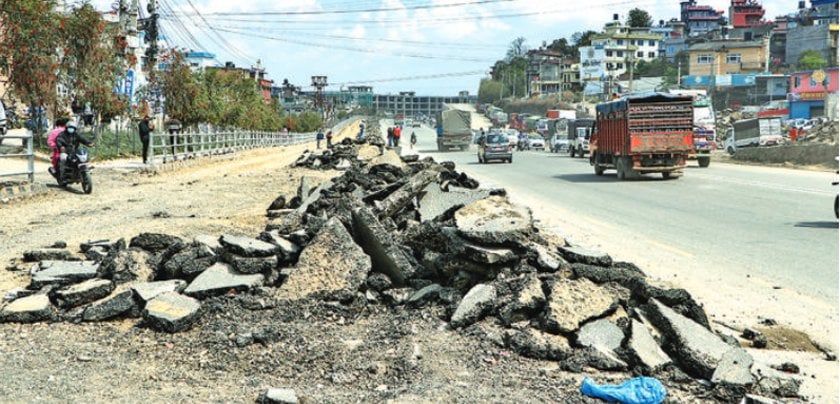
[1,128,806,402]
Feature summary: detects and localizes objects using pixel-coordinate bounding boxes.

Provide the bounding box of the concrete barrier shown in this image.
[732,143,839,169]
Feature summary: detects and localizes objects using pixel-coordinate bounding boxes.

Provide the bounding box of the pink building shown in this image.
[788,67,838,119]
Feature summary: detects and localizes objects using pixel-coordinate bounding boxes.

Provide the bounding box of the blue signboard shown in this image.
[123,69,135,99]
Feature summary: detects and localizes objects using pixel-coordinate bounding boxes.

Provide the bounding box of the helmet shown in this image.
[66,121,78,134]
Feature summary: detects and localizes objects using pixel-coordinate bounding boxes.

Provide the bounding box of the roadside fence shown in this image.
[0,133,35,184]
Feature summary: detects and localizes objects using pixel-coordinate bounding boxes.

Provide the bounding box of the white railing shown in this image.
[0,133,35,183]
[147,118,357,164]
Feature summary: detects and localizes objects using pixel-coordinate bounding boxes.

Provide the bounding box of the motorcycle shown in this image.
[517,139,529,151]
[51,145,93,194]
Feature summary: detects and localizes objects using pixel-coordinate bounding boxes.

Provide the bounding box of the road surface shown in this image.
[392,120,839,347]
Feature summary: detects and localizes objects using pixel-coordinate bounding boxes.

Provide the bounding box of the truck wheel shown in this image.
[698,157,711,168]
[662,171,673,179]
[570,148,576,158]
[594,164,604,176]
[616,159,627,181]
[577,146,583,158]
[727,146,735,155]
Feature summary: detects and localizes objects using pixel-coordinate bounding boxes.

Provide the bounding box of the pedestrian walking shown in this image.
[138,115,154,164]
[393,125,402,147]
[326,130,333,148]
[410,131,417,149]
[387,126,395,147]
[316,128,325,149]
[166,117,182,156]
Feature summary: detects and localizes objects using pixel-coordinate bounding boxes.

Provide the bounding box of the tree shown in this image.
[572,30,598,49]
[546,38,573,57]
[506,37,528,61]
[62,4,126,123]
[798,49,827,70]
[478,79,505,104]
[156,50,205,126]
[0,0,62,136]
[627,8,653,28]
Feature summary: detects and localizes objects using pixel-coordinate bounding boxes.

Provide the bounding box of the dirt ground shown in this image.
[0,122,835,402]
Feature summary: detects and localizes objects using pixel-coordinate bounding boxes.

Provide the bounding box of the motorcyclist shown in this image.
[517,131,528,151]
[55,121,94,183]
[47,117,69,176]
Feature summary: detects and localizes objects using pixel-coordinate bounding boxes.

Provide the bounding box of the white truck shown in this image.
[724,117,784,155]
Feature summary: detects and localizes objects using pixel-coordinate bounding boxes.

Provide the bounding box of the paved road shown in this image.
[392,121,838,323]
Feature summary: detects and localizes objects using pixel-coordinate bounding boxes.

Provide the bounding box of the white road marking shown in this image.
[691,172,835,196]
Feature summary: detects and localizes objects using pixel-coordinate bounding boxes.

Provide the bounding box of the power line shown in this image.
[172,0,256,66]
[337,70,488,86]
[174,0,513,16]
[215,27,497,63]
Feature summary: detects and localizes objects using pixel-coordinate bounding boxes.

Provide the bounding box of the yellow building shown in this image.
[687,39,768,77]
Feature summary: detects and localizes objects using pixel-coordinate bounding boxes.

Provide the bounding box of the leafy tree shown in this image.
[62,4,126,123]
[572,30,598,49]
[627,8,653,28]
[798,49,827,70]
[156,50,205,126]
[546,38,574,57]
[0,0,62,135]
[294,111,323,132]
[478,79,505,104]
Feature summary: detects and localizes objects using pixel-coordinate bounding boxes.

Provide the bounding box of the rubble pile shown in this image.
[715,109,755,136]
[798,119,839,144]
[1,129,802,401]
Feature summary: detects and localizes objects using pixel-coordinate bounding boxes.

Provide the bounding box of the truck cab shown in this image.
[567,119,594,158]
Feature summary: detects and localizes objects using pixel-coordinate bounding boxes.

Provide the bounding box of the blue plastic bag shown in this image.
[580,376,667,404]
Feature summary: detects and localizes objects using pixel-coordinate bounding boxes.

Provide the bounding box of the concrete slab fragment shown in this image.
[417,183,490,222]
[184,263,264,299]
[503,327,572,360]
[219,234,279,258]
[0,294,54,323]
[279,218,370,300]
[454,196,532,245]
[223,252,278,275]
[54,279,115,308]
[23,248,77,262]
[628,319,672,370]
[260,387,299,404]
[129,233,185,252]
[351,207,416,285]
[711,347,755,386]
[450,283,497,328]
[463,243,517,265]
[542,277,616,333]
[131,280,188,303]
[82,289,137,321]
[577,319,625,351]
[143,291,201,333]
[645,298,737,379]
[499,274,545,325]
[30,261,99,289]
[558,245,612,267]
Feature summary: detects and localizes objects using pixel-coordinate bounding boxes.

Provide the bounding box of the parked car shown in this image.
[505,129,518,149]
[477,133,513,164]
[527,134,545,151]
[549,134,569,153]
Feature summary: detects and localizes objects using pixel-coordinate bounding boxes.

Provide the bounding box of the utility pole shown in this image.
[146,0,158,67]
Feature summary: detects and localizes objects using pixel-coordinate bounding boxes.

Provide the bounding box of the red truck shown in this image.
[590,93,694,180]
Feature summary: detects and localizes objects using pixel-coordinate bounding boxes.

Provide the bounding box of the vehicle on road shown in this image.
[527,134,545,150]
[724,117,784,155]
[52,145,94,194]
[549,133,569,153]
[0,102,7,143]
[477,133,513,164]
[436,105,472,151]
[668,89,715,167]
[568,118,595,158]
[590,93,694,180]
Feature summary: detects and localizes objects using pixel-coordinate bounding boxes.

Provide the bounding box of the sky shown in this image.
[90,0,795,96]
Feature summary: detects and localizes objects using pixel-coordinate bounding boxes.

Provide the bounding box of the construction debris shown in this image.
[0,122,801,402]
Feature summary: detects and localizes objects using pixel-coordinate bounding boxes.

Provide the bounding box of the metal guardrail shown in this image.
[147,118,357,164]
[0,133,35,183]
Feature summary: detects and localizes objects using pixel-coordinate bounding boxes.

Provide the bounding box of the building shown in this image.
[183,51,219,71]
[372,92,477,118]
[526,49,579,96]
[730,0,770,28]
[687,39,768,77]
[787,67,838,118]
[588,20,662,80]
[681,0,725,37]
[784,0,839,67]
[206,61,275,105]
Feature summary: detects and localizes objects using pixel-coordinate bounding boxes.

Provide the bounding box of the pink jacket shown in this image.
[47,126,65,150]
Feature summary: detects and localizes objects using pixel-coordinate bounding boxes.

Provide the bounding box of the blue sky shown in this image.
[91,0,793,96]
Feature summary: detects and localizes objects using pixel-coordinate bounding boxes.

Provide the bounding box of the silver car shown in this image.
[477,133,513,164]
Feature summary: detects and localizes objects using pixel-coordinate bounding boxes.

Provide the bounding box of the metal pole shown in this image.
[26,134,34,183]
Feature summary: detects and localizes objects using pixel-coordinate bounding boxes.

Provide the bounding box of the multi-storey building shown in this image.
[588,20,662,79]
[526,50,579,96]
[730,0,770,28]
[680,0,725,37]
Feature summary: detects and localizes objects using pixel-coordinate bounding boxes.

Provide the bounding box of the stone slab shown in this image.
[463,243,517,265]
[279,218,370,300]
[260,388,298,404]
[219,234,280,258]
[450,283,497,328]
[183,263,264,299]
[711,347,755,386]
[542,277,616,333]
[82,289,137,321]
[131,280,188,303]
[503,327,572,360]
[351,207,416,285]
[129,233,185,252]
[645,298,736,379]
[143,291,201,333]
[454,196,532,245]
[628,319,672,370]
[577,319,625,351]
[54,278,114,308]
[417,183,490,222]
[223,252,278,275]
[499,274,545,325]
[558,245,612,267]
[23,248,76,262]
[30,260,99,289]
[0,294,54,323]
